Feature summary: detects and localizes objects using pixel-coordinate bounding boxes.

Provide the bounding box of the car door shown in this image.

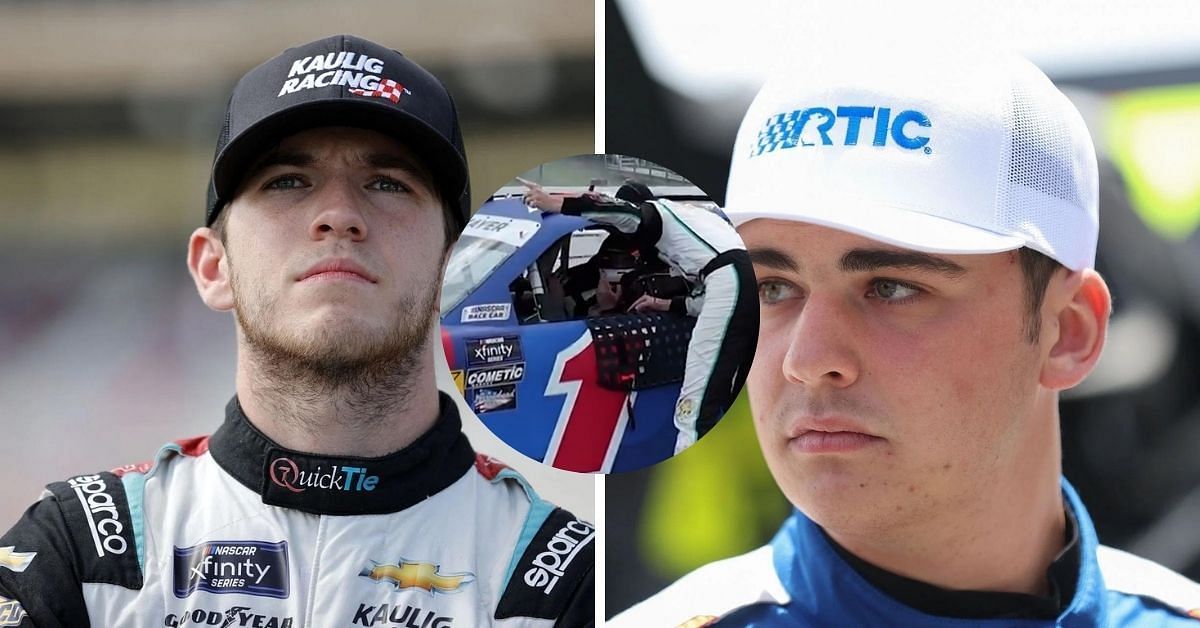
[444,209,681,472]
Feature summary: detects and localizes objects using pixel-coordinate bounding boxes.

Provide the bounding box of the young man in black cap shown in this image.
[0,35,592,627]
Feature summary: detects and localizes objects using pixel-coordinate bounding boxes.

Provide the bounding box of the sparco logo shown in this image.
[466,363,524,388]
[753,106,932,156]
[268,458,379,493]
[524,519,594,594]
[67,474,127,557]
[163,606,294,628]
[352,603,452,627]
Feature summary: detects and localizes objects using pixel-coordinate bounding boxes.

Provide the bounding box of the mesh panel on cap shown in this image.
[205,97,235,224]
[217,105,231,154]
[996,64,1095,263]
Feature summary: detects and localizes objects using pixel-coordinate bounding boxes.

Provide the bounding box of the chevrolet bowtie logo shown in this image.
[359,560,475,594]
[0,547,35,573]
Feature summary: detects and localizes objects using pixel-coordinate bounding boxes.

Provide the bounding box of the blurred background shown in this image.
[605,0,1200,617]
[508,153,691,189]
[0,0,595,527]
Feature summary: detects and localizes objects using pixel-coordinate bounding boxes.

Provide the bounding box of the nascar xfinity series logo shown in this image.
[173,540,290,599]
[277,52,410,103]
[268,457,379,493]
[465,336,523,367]
[752,106,932,156]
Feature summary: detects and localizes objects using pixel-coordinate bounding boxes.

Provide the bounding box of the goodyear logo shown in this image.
[753,106,932,156]
[360,560,475,594]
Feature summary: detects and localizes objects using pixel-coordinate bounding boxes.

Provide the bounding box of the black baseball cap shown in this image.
[205,34,470,231]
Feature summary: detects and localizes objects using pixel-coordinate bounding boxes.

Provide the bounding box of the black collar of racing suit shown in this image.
[826,504,1082,620]
[209,391,476,516]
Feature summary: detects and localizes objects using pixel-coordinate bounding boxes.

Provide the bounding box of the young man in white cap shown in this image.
[0,35,592,627]
[611,47,1200,626]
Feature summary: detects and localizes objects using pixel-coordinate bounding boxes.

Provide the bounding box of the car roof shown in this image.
[473,196,596,241]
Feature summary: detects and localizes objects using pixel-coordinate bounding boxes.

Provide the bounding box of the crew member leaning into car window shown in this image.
[523,180,758,454]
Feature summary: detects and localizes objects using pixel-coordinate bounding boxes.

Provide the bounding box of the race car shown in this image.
[440,195,698,473]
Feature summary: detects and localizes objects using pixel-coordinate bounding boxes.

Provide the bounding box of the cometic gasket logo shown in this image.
[268,457,379,493]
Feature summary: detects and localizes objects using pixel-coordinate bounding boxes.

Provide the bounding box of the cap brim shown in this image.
[728,201,1026,256]
[212,98,466,213]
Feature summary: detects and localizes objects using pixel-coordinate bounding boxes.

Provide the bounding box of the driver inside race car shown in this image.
[0,35,593,628]
[590,244,640,315]
[552,230,640,317]
[523,179,758,454]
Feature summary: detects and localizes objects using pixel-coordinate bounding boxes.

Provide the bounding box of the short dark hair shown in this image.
[1018,247,1065,343]
[440,201,459,252]
[210,201,232,242]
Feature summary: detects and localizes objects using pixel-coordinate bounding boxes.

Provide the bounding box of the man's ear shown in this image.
[1040,269,1111,390]
[187,227,235,312]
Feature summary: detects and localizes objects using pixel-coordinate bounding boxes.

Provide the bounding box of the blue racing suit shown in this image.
[611,479,1200,627]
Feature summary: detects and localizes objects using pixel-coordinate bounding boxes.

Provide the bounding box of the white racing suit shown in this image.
[0,393,593,627]
[561,196,758,454]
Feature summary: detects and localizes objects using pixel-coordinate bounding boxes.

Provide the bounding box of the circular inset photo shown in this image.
[439,154,758,472]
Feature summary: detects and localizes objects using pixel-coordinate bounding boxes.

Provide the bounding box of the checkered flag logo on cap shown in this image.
[350,79,410,104]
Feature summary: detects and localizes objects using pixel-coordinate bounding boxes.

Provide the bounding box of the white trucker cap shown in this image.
[725,47,1099,271]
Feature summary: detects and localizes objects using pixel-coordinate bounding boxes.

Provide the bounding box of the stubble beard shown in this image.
[229,255,438,430]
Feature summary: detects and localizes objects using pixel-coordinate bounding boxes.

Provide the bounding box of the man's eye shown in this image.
[264,175,307,190]
[367,177,411,193]
[869,279,920,302]
[758,280,798,305]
